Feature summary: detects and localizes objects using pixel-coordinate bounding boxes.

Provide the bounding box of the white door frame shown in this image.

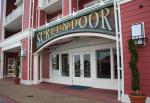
[72,51,92,86]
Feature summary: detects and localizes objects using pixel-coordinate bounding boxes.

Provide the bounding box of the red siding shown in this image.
[33,0,38,28]
[63,0,69,16]
[72,0,77,12]
[78,0,92,10]
[120,0,150,96]
[23,0,31,29]
[42,51,50,79]
[21,38,29,80]
[40,11,46,26]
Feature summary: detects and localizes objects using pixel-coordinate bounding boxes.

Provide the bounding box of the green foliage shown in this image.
[128,39,140,93]
[16,57,20,78]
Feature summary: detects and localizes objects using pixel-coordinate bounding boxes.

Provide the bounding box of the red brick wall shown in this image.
[23,0,31,29]
[120,0,150,96]
[63,0,69,16]
[21,38,29,80]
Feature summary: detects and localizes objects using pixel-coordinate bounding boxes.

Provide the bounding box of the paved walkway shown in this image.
[0,80,121,103]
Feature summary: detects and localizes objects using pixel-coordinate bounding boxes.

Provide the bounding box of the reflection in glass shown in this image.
[113,48,117,79]
[62,54,69,76]
[74,55,80,77]
[52,55,59,70]
[84,54,91,77]
[96,49,111,78]
[113,48,122,79]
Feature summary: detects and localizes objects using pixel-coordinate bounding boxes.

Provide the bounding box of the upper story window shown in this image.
[77,0,100,11]
[84,0,100,8]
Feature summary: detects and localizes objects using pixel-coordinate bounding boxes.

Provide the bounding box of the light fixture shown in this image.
[19,49,26,59]
[131,22,146,45]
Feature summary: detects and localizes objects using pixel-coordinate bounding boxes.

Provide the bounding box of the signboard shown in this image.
[35,5,115,51]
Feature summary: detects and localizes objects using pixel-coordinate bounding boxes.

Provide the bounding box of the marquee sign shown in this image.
[35,5,115,51]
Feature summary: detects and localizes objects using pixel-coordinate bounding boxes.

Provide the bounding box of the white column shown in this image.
[0,51,4,79]
[33,54,39,84]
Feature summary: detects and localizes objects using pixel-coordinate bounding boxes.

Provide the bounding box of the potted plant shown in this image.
[128,39,146,103]
[14,57,20,85]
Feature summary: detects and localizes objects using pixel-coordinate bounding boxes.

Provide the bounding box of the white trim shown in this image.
[2,41,21,51]
[114,0,121,100]
[69,0,72,14]
[0,29,34,51]
[121,94,130,103]
[118,0,132,5]
[40,54,42,81]
[35,32,116,54]
[33,54,39,84]
[0,51,4,79]
[118,4,125,96]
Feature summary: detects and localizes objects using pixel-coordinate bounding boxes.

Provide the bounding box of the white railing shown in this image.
[5,4,23,26]
[39,0,58,8]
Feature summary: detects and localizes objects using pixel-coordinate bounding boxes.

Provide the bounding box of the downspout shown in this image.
[114,0,121,101]
[30,0,35,84]
[118,3,125,99]
[27,0,32,84]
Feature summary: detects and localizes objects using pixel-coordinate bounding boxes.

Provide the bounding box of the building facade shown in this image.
[0,0,150,103]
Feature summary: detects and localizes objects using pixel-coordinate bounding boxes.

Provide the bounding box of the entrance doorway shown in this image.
[72,52,92,86]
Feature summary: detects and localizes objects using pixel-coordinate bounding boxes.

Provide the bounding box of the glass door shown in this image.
[73,52,91,86]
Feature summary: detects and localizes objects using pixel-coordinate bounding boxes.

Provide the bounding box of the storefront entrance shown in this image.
[42,37,118,90]
[73,52,92,86]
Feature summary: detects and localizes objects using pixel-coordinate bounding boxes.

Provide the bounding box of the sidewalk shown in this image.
[0,80,108,103]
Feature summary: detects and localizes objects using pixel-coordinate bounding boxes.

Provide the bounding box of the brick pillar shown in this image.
[21,38,30,84]
[23,0,32,29]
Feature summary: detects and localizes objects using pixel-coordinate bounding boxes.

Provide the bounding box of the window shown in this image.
[52,54,59,70]
[113,48,117,79]
[96,49,111,78]
[61,54,69,76]
[84,0,100,8]
[131,22,146,45]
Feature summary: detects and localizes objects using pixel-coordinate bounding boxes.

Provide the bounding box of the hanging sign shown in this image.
[35,5,115,51]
